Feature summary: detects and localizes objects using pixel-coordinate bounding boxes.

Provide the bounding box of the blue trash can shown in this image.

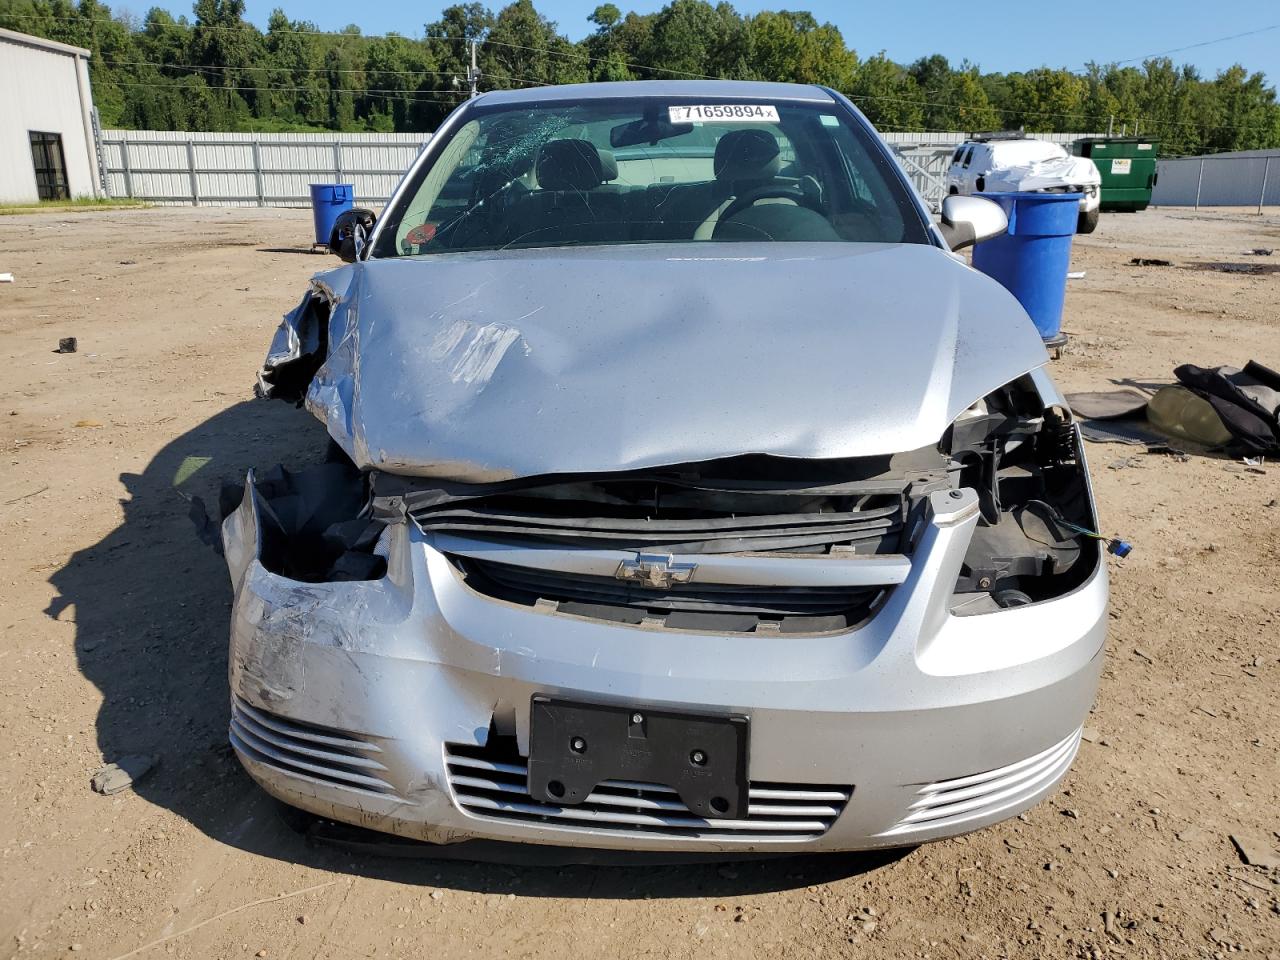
[309,183,354,247]
[971,191,1081,345]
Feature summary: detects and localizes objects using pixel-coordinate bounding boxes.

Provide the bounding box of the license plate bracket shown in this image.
[528,696,749,820]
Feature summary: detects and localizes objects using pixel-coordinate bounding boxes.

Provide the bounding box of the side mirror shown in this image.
[938,195,1008,251]
[328,207,377,262]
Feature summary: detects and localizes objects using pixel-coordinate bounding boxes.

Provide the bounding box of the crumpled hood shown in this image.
[306,242,1047,482]
[985,154,1101,192]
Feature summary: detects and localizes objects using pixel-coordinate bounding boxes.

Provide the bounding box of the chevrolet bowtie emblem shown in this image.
[614,553,697,589]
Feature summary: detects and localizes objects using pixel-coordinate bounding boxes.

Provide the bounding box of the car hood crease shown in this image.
[304,242,1047,482]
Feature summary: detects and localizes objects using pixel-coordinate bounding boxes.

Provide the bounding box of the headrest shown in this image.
[537,139,605,191]
[714,129,781,182]
[597,148,619,182]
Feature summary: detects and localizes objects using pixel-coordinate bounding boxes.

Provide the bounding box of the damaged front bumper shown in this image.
[223,473,1107,853]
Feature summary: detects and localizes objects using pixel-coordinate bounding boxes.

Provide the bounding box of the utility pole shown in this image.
[467,39,481,99]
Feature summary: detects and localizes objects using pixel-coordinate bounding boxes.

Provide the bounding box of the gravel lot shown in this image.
[1,205,1277,960]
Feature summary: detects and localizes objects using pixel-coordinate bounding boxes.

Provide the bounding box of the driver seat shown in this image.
[693,129,788,240]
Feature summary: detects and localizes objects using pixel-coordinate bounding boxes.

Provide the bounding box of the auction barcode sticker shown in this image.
[668,104,780,123]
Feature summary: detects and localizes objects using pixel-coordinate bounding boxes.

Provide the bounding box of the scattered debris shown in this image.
[1108,456,1144,470]
[1131,257,1172,267]
[1102,911,1122,943]
[90,754,157,795]
[1189,261,1280,276]
[74,420,102,428]
[56,337,78,354]
[1230,834,1278,869]
[3,485,48,505]
[1245,248,1273,256]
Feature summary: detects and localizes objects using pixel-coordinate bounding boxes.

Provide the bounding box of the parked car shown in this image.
[946,134,1103,233]
[224,80,1108,855]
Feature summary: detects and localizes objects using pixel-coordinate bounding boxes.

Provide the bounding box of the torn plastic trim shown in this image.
[221,460,393,585]
[256,268,355,406]
[945,376,1101,614]
[369,449,951,558]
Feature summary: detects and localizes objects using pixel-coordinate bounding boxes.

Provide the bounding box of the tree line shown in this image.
[4,0,1279,154]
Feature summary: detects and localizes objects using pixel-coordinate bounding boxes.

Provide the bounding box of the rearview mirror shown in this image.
[938,195,1008,252]
[609,116,694,149]
[329,207,377,262]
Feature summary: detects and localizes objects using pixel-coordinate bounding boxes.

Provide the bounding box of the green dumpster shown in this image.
[1072,138,1159,211]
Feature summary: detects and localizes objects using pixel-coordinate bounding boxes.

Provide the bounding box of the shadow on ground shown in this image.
[257,246,326,256]
[48,399,907,897]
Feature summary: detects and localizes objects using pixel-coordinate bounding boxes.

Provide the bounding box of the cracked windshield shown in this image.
[375,98,926,256]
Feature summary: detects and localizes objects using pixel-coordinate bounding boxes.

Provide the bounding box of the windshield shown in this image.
[371,97,928,257]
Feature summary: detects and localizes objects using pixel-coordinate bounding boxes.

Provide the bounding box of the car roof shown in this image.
[476,80,837,107]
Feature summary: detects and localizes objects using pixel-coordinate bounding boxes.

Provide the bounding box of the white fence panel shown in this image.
[1153,154,1280,208]
[101,129,430,207]
[99,127,1104,210]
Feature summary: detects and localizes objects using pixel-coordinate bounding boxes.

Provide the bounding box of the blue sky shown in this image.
[237,0,1280,84]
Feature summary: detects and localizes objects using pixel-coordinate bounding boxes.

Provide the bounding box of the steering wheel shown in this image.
[718,184,822,224]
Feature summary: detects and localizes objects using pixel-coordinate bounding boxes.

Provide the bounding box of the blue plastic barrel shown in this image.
[309,183,354,246]
[971,191,1081,343]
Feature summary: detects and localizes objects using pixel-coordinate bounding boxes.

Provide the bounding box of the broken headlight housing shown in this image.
[944,375,1099,611]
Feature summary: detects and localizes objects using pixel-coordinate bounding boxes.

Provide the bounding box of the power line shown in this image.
[4,10,1274,138]
[1,10,719,80]
[108,79,468,102]
[1114,23,1280,66]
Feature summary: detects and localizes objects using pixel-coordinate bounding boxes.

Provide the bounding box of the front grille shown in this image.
[877,727,1082,838]
[413,499,905,554]
[445,742,851,841]
[229,696,396,797]
[454,555,886,633]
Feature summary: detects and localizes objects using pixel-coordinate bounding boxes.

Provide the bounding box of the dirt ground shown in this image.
[0,204,1277,960]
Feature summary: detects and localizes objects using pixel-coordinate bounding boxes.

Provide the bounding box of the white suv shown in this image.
[946,135,1102,233]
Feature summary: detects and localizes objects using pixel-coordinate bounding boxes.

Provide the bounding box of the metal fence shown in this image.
[100,130,429,206]
[99,128,1099,210]
[1152,152,1280,209]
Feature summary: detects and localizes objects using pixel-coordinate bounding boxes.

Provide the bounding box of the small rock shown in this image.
[1080,727,1100,744]
[733,913,749,924]
[429,890,443,901]
[90,755,157,795]
[70,946,82,953]
[860,921,877,934]
[297,915,307,925]
[1063,809,1080,819]
[1230,834,1278,869]
[256,952,268,958]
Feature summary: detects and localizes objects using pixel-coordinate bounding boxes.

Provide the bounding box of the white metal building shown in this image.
[0,28,101,203]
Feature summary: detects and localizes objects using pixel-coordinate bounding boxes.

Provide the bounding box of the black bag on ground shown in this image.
[1174,361,1280,454]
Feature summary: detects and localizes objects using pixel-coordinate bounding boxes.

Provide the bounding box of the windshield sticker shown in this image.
[668,104,780,123]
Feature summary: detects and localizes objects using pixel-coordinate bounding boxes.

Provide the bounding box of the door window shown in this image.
[29,132,70,201]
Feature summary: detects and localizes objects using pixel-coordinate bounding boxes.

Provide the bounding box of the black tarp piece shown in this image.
[193,460,389,583]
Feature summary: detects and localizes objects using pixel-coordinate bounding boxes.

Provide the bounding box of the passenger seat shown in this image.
[504,140,628,247]
[644,129,785,241]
